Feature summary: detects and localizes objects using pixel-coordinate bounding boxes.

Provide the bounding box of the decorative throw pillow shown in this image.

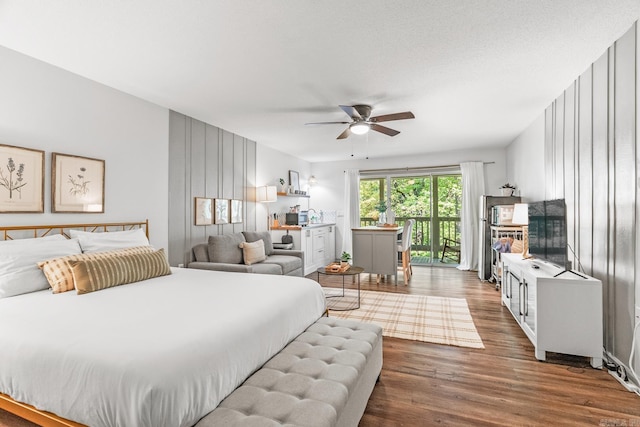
[69,228,150,253]
[0,235,82,299]
[239,240,266,265]
[241,231,274,256]
[208,233,246,264]
[38,246,156,294]
[70,248,171,295]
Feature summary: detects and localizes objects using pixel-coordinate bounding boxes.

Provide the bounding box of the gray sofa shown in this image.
[188,231,304,276]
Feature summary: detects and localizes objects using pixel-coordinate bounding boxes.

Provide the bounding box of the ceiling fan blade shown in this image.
[370,123,400,137]
[339,105,362,120]
[336,128,351,139]
[370,111,415,122]
[305,121,351,125]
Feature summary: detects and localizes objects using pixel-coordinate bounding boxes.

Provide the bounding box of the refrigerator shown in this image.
[478,195,521,281]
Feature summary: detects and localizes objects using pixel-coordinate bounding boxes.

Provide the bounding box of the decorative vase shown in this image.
[378,212,387,225]
[341,261,349,268]
[279,184,286,193]
[500,188,514,196]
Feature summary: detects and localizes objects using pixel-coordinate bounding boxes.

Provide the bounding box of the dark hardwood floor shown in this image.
[318,266,640,426]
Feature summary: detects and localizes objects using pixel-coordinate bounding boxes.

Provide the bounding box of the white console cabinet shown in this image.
[501,253,603,368]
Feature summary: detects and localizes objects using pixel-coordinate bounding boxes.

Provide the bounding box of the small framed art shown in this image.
[214,198,230,224]
[194,197,213,225]
[230,199,243,223]
[52,153,105,213]
[289,170,300,192]
[0,144,44,213]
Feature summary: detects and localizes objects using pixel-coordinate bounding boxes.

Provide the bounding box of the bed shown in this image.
[0,222,327,427]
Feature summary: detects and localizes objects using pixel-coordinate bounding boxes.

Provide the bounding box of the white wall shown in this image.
[505,114,546,202]
[0,46,169,249]
[310,147,509,256]
[255,143,311,231]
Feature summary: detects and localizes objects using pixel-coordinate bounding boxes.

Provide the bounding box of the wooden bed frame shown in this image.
[0,220,149,427]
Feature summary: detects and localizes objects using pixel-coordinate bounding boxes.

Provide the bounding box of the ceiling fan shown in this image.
[305,104,415,139]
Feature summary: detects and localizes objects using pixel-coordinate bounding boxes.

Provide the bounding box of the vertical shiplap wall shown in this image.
[544,23,637,366]
[168,111,257,266]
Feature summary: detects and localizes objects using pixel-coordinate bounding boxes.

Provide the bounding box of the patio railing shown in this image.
[360,216,460,263]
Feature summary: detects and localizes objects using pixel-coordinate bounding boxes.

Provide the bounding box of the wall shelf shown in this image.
[277,192,310,198]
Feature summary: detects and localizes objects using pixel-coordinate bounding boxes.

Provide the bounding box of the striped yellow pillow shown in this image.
[70,248,171,295]
[38,246,155,294]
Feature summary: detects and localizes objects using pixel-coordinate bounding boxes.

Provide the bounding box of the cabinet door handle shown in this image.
[524,281,528,316]
[519,281,523,316]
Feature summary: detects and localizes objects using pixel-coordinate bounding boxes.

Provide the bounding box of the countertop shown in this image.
[271,223,336,231]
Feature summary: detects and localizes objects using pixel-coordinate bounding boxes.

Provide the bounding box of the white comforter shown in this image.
[0,268,326,427]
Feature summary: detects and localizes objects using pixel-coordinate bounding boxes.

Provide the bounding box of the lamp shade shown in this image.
[256,185,277,203]
[511,203,529,225]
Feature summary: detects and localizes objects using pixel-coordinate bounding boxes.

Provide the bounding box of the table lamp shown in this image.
[511,203,529,258]
[256,185,277,229]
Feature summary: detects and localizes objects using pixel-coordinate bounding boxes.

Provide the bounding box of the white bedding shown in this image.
[0,267,326,427]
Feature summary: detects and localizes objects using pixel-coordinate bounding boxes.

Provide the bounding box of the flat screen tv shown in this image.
[528,199,568,269]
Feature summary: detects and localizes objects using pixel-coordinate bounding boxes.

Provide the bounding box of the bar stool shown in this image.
[397,219,415,285]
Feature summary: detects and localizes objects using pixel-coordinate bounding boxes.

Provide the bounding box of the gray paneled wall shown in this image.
[168,110,257,266]
[544,23,636,368]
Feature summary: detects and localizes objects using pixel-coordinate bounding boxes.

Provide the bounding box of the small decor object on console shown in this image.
[0,144,44,213]
[499,183,516,196]
[375,200,387,224]
[52,153,104,213]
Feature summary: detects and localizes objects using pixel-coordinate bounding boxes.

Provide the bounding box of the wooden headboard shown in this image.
[0,220,149,241]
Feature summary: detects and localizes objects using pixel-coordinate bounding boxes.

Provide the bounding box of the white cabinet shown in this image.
[501,253,603,368]
[271,224,336,275]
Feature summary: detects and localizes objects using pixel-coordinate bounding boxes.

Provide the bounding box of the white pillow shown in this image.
[0,235,82,298]
[239,240,266,265]
[69,228,150,253]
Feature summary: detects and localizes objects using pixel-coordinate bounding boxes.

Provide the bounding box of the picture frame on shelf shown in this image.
[230,199,243,223]
[0,144,44,213]
[214,198,230,224]
[52,152,105,213]
[194,197,213,225]
[289,170,300,193]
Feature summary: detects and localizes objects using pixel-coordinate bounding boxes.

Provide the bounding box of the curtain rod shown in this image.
[356,161,495,174]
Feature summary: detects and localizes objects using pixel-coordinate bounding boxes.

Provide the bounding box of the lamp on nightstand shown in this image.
[256,185,277,229]
[511,203,529,258]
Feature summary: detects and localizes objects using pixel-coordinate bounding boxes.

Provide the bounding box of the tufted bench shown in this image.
[196,317,383,427]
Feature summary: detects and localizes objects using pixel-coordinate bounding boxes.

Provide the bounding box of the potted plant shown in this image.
[340,251,351,267]
[500,183,516,196]
[278,178,286,193]
[375,200,387,224]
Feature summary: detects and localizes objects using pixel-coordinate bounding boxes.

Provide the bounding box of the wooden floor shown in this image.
[317,266,640,427]
[2,266,639,426]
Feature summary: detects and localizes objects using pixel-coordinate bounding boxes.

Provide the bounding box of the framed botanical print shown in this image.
[230,199,243,223]
[0,144,44,213]
[214,198,229,224]
[194,197,213,225]
[52,153,105,213]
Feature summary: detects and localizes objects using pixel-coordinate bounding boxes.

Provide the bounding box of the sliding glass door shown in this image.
[359,172,461,265]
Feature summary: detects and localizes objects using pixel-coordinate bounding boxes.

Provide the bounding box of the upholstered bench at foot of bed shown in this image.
[196,317,383,427]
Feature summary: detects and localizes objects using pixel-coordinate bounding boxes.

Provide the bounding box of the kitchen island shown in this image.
[352,226,402,284]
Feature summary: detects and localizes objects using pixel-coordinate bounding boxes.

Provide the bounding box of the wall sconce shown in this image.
[309,175,318,186]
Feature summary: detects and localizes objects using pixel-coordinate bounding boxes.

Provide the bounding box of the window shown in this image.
[359,173,462,265]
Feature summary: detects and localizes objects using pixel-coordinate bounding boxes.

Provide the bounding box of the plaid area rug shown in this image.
[325,289,485,349]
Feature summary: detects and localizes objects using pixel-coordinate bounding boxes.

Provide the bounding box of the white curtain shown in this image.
[457,161,485,271]
[341,169,360,257]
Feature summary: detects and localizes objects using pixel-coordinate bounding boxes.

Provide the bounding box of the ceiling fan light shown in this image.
[350,122,370,135]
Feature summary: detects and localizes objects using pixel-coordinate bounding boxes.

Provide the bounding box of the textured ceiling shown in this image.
[0,1,639,162]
